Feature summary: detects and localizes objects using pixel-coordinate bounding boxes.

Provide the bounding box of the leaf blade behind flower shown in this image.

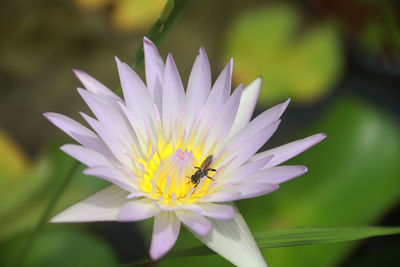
[122,226,400,266]
[254,226,400,249]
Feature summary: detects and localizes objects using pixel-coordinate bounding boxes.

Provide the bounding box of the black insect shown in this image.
[187,155,217,187]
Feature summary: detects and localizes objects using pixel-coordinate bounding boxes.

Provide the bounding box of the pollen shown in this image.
[131,129,218,205]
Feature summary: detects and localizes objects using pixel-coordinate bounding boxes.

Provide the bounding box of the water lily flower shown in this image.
[44,37,326,266]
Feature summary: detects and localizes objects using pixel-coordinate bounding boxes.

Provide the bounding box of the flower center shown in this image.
[135,138,217,204]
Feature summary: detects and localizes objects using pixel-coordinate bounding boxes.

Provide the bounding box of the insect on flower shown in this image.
[188,155,217,187]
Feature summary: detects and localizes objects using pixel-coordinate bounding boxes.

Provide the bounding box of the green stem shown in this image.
[116,0,191,95]
[11,160,80,267]
[132,0,191,69]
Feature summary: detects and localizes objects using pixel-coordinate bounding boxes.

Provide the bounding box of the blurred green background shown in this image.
[1,0,399,266]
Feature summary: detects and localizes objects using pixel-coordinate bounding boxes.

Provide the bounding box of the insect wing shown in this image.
[200,155,213,170]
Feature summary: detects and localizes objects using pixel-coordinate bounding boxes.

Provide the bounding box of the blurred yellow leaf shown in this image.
[0,130,29,185]
[225,4,343,105]
[112,0,167,33]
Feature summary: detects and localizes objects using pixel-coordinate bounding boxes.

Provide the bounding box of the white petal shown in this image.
[117,102,149,154]
[201,59,233,127]
[150,212,181,260]
[73,69,121,102]
[227,77,262,139]
[51,185,129,223]
[218,155,273,184]
[209,84,243,142]
[83,166,135,192]
[115,57,156,126]
[193,202,235,220]
[60,144,113,167]
[191,203,267,267]
[224,99,290,149]
[255,98,290,127]
[207,182,279,202]
[247,165,307,184]
[235,183,279,200]
[251,133,327,168]
[80,112,130,165]
[43,112,107,154]
[200,190,241,202]
[143,37,165,100]
[184,47,211,130]
[176,209,212,236]
[221,120,281,173]
[162,54,186,135]
[78,88,137,151]
[118,198,159,221]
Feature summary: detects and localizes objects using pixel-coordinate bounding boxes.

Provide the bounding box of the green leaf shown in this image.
[240,95,400,266]
[224,4,343,104]
[254,226,400,249]
[0,145,108,243]
[123,226,400,266]
[0,229,117,267]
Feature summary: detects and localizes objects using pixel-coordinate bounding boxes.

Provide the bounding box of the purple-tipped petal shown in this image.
[227,77,262,139]
[176,210,212,236]
[252,133,327,168]
[184,47,212,130]
[118,198,159,221]
[192,203,267,266]
[150,212,181,260]
[248,165,308,184]
[51,185,129,223]
[73,69,121,101]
